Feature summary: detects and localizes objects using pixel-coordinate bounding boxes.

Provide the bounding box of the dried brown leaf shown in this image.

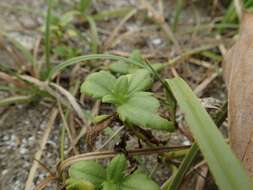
[223,11,253,176]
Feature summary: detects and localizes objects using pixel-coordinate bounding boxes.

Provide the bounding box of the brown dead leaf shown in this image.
[223,11,253,176]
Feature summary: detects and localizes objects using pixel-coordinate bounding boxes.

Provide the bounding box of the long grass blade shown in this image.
[167,143,198,190]
[5,35,35,66]
[172,0,185,31]
[87,16,100,53]
[92,6,133,21]
[79,0,92,14]
[47,54,144,80]
[167,100,228,190]
[44,0,53,78]
[0,95,32,107]
[166,77,253,190]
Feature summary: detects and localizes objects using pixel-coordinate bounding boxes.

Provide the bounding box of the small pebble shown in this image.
[152,38,162,45]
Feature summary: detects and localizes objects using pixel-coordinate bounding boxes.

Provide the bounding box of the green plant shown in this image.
[66,154,160,190]
[109,50,163,74]
[79,0,92,14]
[80,69,173,130]
[44,0,53,78]
[220,0,253,32]
[166,77,253,190]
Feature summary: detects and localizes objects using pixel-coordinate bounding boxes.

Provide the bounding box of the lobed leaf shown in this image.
[122,171,160,190]
[106,154,127,183]
[80,71,116,99]
[69,160,106,187]
[102,181,120,190]
[117,92,173,130]
[80,69,172,130]
[109,63,130,74]
[112,75,129,104]
[109,63,164,75]
[128,69,153,94]
[109,49,163,74]
[67,155,161,190]
[66,178,94,190]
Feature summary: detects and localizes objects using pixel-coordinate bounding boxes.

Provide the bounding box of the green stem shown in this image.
[79,0,92,14]
[44,0,53,78]
[172,0,185,32]
[167,143,199,190]
[87,16,100,53]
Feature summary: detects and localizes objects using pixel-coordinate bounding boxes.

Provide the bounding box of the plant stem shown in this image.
[167,143,199,190]
[79,0,92,14]
[44,0,53,78]
[172,0,185,32]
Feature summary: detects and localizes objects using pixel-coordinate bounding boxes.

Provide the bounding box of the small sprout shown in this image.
[67,154,160,190]
[81,69,173,131]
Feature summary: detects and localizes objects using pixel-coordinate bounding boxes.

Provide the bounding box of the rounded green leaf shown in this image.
[106,154,127,182]
[117,92,173,131]
[102,94,118,104]
[69,160,106,187]
[102,181,120,190]
[128,69,153,94]
[66,178,94,190]
[93,114,111,124]
[80,71,116,99]
[122,171,160,190]
[109,63,130,74]
[113,76,129,102]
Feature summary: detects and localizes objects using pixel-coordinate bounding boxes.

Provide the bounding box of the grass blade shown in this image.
[166,77,253,190]
[172,0,185,32]
[0,95,32,107]
[44,0,53,78]
[167,143,198,190]
[219,0,253,32]
[92,6,133,21]
[5,35,35,66]
[79,0,92,14]
[167,100,228,190]
[87,16,100,53]
[47,54,144,80]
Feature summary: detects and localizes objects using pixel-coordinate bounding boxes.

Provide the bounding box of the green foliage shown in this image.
[220,0,253,32]
[166,143,198,190]
[81,71,115,99]
[79,0,92,14]
[81,69,173,130]
[106,154,126,182]
[44,0,53,78]
[66,178,94,190]
[54,45,81,59]
[68,160,106,186]
[67,154,160,190]
[48,54,144,80]
[121,172,160,190]
[87,16,100,53]
[172,0,185,31]
[109,50,164,74]
[116,92,171,130]
[102,181,119,190]
[166,77,253,190]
